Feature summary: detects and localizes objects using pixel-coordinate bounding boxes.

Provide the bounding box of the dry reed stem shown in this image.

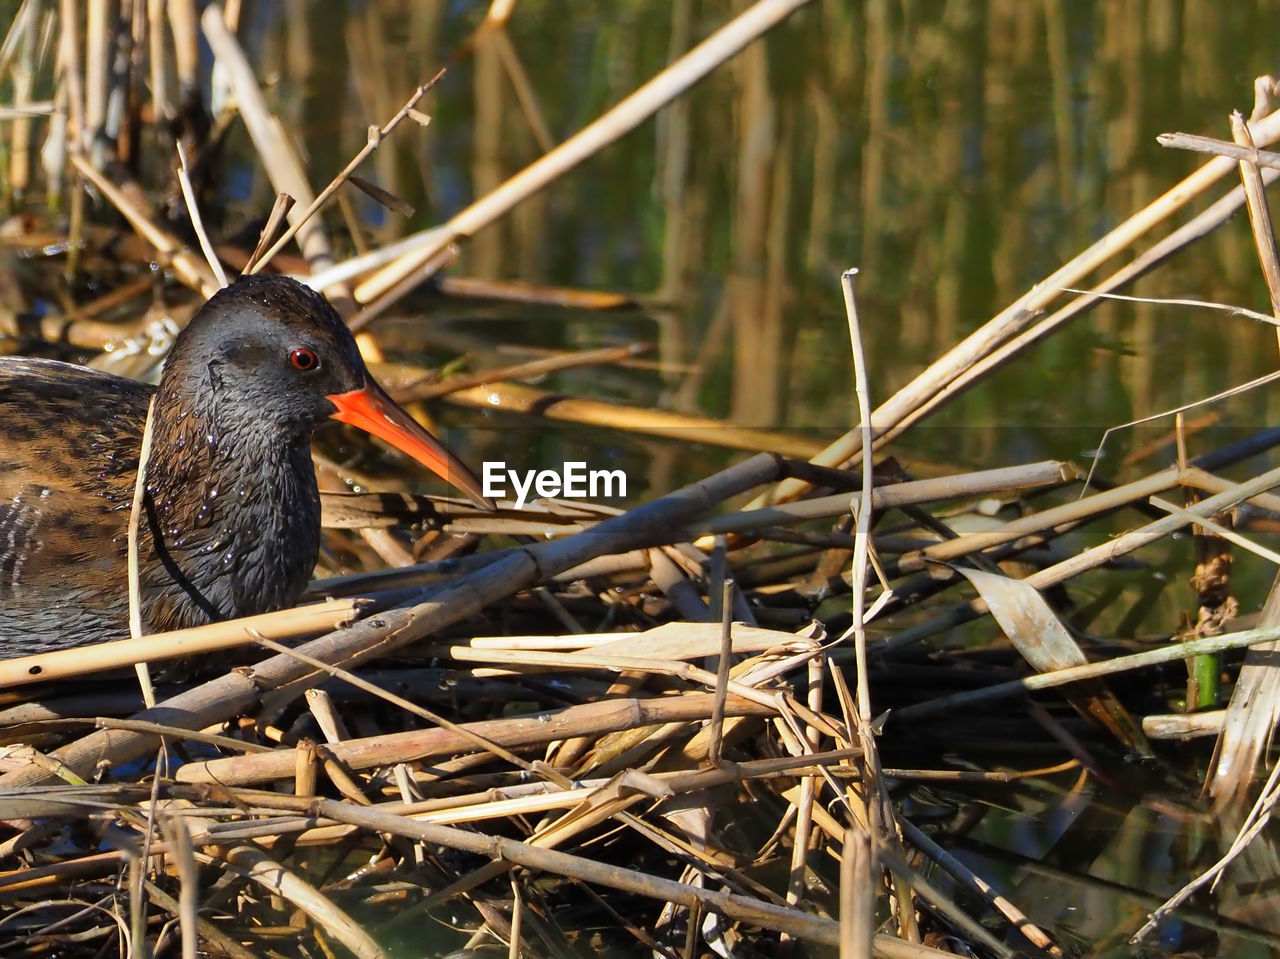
[443,380,824,457]
[145,0,168,124]
[435,275,635,309]
[83,0,106,153]
[840,826,873,959]
[889,167,1280,450]
[422,645,832,735]
[783,662,820,918]
[303,688,348,744]
[1150,495,1280,567]
[894,623,1280,722]
[69,154,220,295]
[142,880,256,959]
[184,749,862,843]
[884,461,1280,649]
[344,244,462,334]
[1231,111,1280,328]
[245,70,445,275]
[693,459,1071,540]
[0,596,363,687]
[899,818,1059,955]
[1207,104,1280,809]
[208,786,630,845]
[127,396,158,707]
[90,717,272,754]
[877,845,1015,958]
[1143,711,1225,739]
[491,27,554,154]
[6,1,37,199]
[157,814,198,959]
[1134,758,1280,943]
[1160,130,1280,168]
[176,693,775,786]
[839,270,875,724]
[1182,466,1280,513]
[244,191,295,269]
[144,880,256,957]
[175,140,228,288]
[508,875,523,959]
[167,0,198,99]
[209,843,383,959]
[886,466,1176,573]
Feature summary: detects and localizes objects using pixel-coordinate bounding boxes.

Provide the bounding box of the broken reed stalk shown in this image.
[1230,110,1280,330]
[1160,130,1280,166]
[244,192,296,270]
[156,815,198,959]
[245,70,445,275]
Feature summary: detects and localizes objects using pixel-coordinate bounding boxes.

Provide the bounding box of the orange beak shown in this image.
[327,380,492,508]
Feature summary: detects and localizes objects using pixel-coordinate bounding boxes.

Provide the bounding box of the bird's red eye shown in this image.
[290,348,319,371]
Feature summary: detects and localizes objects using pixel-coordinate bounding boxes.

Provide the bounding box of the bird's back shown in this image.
[0,358,151,652]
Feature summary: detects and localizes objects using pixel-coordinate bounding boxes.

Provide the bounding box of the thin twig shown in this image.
[245,70,446,275]
[244,192,296,272]
[707,579,734,767]
[127,397,158,708]
[176,141,228,288]
[836,269,875,722]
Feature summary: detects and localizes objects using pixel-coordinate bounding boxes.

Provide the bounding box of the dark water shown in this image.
[24,1,1280,954]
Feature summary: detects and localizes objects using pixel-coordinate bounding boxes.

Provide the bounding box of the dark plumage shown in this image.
[0,274,487,654]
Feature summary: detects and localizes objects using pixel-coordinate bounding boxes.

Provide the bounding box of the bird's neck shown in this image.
[137,385,322,629]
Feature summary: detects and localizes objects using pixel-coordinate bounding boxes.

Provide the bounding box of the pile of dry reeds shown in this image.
[9,2,1280,957]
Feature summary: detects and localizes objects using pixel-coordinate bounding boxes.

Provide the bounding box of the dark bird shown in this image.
[0,274,488,654]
